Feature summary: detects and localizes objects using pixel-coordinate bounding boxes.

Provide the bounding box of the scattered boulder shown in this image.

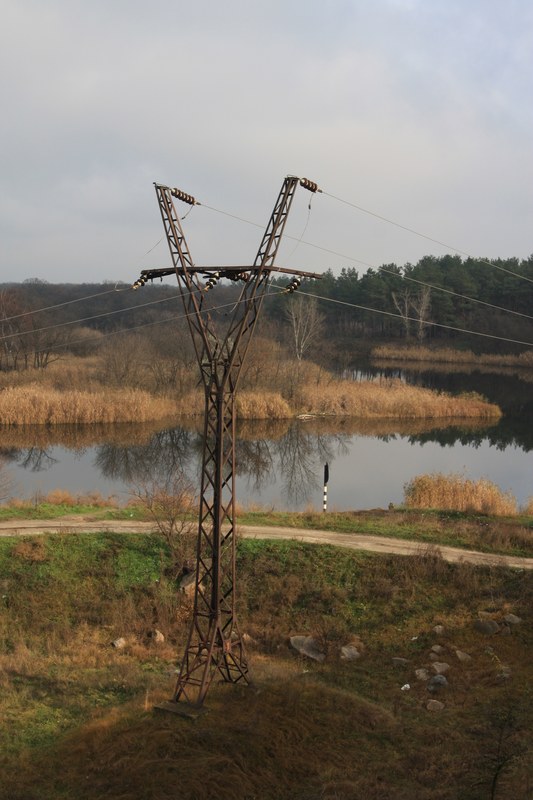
[428,674,448,692]
[392,657,410,668]
[432,662,450,675]
[400,683,411,692]
[340,645,361,662]
[429,653,440,662]
[433,625,445,635]
[474,619,500,635]
[415,668,430,681]
[455,650,472,663]
[111,637,127,649]
[151,629,165,644]
[427,699,445,712]
[431,644,446,655]
[289,635,326,663]
[503,613,521,625]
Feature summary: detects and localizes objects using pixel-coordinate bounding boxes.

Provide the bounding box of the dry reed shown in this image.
[0,385,177,426]
[295,378,501,419]
[372,344,533,368]
[404,472,518,515]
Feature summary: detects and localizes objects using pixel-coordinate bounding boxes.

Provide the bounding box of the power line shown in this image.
[0,285,130,323]
[0,290,183,343]
[292,288,533,349]
[321,190,533,286]
[201,202,533,323]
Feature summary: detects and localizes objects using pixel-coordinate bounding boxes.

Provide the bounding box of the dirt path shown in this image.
[1,516,532,570]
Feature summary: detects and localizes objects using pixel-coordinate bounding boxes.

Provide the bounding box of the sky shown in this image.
[1,0,532,285]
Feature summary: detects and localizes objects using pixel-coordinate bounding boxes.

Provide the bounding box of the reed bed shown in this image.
[404,472,518,515]
[294,378,501,419]
[371,344,533,367]
[0,385,177,426]
[236,391,292,419]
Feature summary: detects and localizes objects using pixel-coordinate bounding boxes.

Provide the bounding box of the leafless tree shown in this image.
[391,288,412,340]
[130,472,197,576]
[410,286,431,341]
[392,287,431,341]
[285,294,325,361]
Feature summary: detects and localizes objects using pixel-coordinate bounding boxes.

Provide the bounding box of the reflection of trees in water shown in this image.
[274,424,348,504]
[235,439,275,492]
[18,447,59,471]
[95,427,199,485]
[95,421,349,506]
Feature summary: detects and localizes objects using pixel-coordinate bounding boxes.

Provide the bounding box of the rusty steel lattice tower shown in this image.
[133,176,321,713]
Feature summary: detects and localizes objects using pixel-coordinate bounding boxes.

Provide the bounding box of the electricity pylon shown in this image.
[133,176,321,713]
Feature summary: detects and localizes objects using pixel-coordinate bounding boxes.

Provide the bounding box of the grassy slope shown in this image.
[0,532,532,799]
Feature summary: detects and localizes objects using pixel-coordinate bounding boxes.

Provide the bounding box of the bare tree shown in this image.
[130,472,197,576]
[410,286,431,341]
[285,294,325,361]
[391,288,412,340]
[391,287,431,341]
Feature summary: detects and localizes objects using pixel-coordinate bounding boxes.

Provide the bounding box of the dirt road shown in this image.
[0,516,531,570]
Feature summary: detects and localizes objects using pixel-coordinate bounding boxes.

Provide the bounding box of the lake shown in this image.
[2,365,533,511]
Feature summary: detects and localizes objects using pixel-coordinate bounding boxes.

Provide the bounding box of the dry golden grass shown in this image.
[236,391,292,419]
[0,385,177,426]
[372,344,533,368]
[404,472,518,515]
[294,378,501,419]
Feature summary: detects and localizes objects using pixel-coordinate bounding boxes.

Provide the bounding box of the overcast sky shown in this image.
[1,0,532,285]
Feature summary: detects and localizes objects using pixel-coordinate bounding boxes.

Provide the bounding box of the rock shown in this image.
[427,700,445,712]
[455,650,472,663]
[500,625,512,637]
[415,668,430,681]
[503,613,521,625]
[428,674,448,692]
[431,645,446,654]
[429,653,440,661]
[392,657,410,668]
[433,625,445,635]
[111,637,127,649]
[152,629,165,644]
[400,683,411,691]
[179,571,196,596]
[432,662,450,675]
[340,645,361,662]
[290,635,326,663]
[474,619,500,635]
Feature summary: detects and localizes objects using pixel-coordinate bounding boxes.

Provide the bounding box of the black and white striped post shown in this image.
[323,463,329,512]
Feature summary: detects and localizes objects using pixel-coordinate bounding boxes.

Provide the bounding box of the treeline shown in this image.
[269,253,533,351]
[1,253,533,370]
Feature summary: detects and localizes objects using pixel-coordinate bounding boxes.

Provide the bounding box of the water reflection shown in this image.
[0,413,510,509]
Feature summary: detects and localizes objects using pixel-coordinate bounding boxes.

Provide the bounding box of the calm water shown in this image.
[3,364,533,511]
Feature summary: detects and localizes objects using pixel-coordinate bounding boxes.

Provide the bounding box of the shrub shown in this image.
[404,473,517,516]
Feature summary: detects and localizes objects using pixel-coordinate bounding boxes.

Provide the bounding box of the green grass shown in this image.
[1,532,532,799]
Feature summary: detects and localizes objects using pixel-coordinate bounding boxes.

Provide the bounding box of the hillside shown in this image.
[1,529,532,799]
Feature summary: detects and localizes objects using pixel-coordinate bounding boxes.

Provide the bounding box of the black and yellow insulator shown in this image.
[299,177,319,193]
[170,188,196,205]
[132,274,148,290]
[204,271,221,291]
[285,276,302,294]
